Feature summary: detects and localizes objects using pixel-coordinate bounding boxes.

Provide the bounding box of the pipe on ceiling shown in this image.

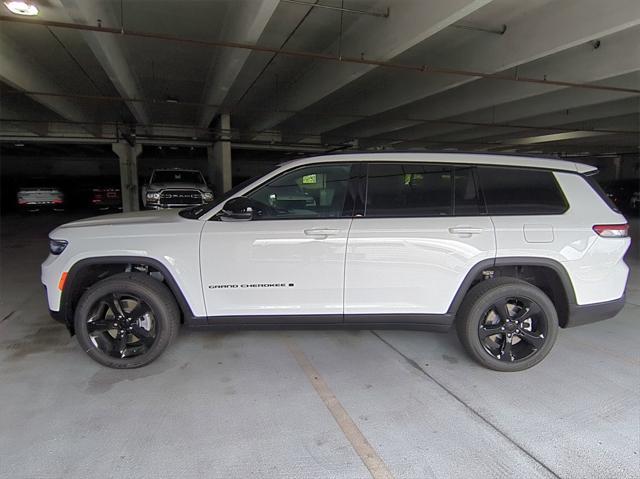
[280,0,389,18]
[1,15,638,95]
[450,22,507,35]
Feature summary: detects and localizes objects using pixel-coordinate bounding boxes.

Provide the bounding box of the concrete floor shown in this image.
[1,213,639,479]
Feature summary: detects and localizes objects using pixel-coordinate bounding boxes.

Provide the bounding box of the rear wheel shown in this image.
[456,278,559,371]
[74,273,179,368]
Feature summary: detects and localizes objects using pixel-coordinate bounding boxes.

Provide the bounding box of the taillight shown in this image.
[593,224,629,238]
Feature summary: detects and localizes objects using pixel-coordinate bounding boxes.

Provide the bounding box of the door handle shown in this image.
[448,226,483,235]
[304,228,341,238]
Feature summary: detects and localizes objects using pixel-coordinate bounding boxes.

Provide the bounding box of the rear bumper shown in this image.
[19,203,64,212]
[565,295,626,328]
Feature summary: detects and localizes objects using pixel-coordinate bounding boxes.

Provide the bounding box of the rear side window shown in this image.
[365,163,453,217]
[477,167,568,215]
[454,166,484,215]
[364,163,484,217]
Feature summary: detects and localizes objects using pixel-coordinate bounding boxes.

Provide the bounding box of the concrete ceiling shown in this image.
[0,0,638,157]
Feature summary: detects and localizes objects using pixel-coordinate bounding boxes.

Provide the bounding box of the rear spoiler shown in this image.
[574,162,599,175]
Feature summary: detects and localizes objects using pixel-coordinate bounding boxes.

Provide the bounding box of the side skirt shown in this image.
[185,313,454,332]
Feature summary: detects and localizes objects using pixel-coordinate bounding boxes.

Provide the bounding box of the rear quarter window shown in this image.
[584,174,620,213]
[477,166,568,215]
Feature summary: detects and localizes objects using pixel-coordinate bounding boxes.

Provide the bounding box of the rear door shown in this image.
[344,162,495,319]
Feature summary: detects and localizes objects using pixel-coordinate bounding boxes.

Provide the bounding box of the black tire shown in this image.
[74,272,180,368]
[456,277,559,372]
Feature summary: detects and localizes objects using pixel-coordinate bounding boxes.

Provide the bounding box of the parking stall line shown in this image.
[284,336,395,479]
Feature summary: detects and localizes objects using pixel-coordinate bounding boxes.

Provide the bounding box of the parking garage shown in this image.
[1,1,639,478]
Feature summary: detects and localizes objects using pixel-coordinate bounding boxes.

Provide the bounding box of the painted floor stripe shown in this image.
[284,336,395,479]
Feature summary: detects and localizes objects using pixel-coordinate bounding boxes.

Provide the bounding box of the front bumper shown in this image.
[565,294,626,328]
[146,203,202,209]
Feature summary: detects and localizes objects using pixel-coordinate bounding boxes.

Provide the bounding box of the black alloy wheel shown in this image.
[86,292,158,359]
[478,296,547,363]
[74,273,179,368]
[456,277,559,371]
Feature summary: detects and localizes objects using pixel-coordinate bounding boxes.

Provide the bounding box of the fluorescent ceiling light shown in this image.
[4,1,38,15]
[502,131,610,146]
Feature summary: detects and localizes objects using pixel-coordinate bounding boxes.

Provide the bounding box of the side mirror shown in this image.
[219,196,254,221]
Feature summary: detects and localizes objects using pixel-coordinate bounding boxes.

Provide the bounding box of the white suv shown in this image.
[42,153,630,371]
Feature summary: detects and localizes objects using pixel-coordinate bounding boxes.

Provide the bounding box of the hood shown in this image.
[147,182,210,191]
[55,209,182,230]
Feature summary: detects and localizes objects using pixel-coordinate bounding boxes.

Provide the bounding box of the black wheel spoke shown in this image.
[492,298,510,321]
[498,337,514,362]
[86,317,113,333]
[131,325,154,346]
[517,330,545,349]
[105,293,125,317]
[118,333,128,358]
[129,302,150,319]
[94,333,115,353]
[513,302,541,322]
[479,324,503,339]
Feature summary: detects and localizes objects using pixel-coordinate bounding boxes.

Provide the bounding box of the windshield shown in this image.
[151,170,205,184]
[179,176,260,219]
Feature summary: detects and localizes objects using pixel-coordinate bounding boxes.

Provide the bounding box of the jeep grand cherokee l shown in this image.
[42,153,630,371]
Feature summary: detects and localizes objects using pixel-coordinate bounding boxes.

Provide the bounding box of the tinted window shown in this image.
[247,163,353,219]
[589,175,621,213]
[365,163,453,217]
[454,166,483,215]
[152,170,205,184]
[477,167,568,215]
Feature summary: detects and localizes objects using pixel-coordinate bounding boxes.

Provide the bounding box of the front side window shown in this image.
[246,163,354,219]
[476,166,568,215]
[365,163,453,217]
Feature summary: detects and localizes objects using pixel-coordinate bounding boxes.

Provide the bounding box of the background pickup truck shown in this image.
[141,168,213,209]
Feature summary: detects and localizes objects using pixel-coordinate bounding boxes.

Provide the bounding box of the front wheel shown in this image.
[456,278,559,372]
[74,273,179,368]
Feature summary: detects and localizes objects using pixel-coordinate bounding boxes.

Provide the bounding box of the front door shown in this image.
[200,163,357,321]
[344,162,496,318]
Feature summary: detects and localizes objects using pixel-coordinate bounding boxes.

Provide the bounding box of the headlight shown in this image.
[49,239,68,255]
[146,192,160,200]
[202,192,213,201]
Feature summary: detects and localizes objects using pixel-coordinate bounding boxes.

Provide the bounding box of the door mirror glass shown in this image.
[219,196,255,221]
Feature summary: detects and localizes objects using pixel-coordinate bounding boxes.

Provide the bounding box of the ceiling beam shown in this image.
[59,0,150,130]
[0,33,97,133]
[244,0,493,136]
[297,0,640,141]
[342,25,640,146]
[197,0,279,128]
[376,71,640,148]
[414,96,640,147]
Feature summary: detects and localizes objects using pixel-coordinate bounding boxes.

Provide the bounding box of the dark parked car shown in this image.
[90,186,122,212]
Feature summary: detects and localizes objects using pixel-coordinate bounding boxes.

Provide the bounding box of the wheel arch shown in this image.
[59,256,196,334]
[448,257,577,328]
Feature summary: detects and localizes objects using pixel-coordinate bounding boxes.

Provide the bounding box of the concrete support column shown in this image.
[112,142,143,212]
[612,156,622,180]
[207,113,232,196]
